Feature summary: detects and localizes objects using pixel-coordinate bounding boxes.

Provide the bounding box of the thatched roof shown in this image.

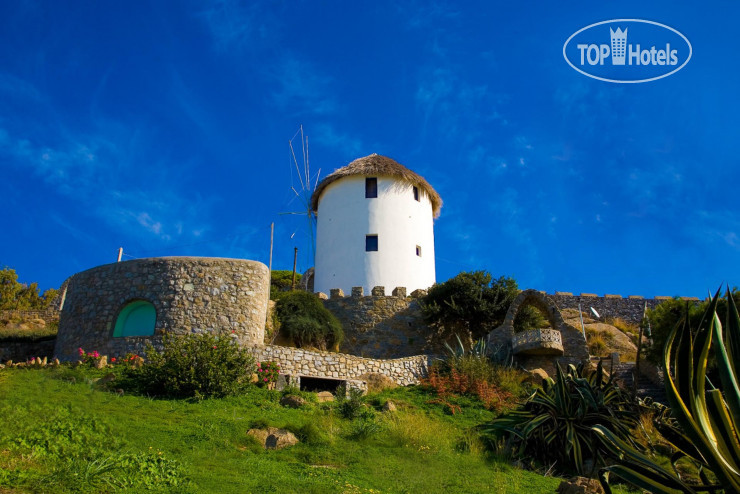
[310,154,442,217]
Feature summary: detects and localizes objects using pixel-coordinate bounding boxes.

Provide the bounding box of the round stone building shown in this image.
[310,154,442,296]
[54,257,270,361]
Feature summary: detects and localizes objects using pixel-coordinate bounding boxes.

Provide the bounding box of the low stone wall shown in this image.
[0,338,56,363]
[55,257,270,361]
[320,286,439,359]
[549,292,700,325]
[0,309,60,323]
[252,344,432,386]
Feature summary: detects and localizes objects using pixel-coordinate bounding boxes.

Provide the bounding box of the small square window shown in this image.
[415,245,422,257]
[366,178,378,198]
[366,235,378,251]
[413,186,419,201]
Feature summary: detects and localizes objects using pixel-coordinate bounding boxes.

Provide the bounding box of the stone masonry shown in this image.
[55,257,270,361]
[253,344,431,386]
[319,286,440,359]
[550,292,701,325]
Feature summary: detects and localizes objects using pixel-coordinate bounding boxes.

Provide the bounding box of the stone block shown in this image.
[351,287,364,297]
[315,292,328,300]
[579,293,597,297]
[555,292,573,296]
[627,295,644,299]
[330,288,345,299]
[371,286,385,296]
[605,294,622,299]
[391,287,407,298]
[409,289,427,298]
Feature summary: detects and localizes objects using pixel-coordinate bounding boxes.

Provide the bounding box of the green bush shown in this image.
[270,270,302,300]
[276,291,343,349]
[124,332,256,400]
[421,271,542,347]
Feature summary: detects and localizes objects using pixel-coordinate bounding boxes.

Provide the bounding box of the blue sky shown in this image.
[2,1,738,298]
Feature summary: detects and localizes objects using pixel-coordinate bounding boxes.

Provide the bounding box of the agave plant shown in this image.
[595,287,740,493]
[482,361,644,475]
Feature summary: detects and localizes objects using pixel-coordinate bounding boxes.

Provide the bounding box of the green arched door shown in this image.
[113,300,156,337]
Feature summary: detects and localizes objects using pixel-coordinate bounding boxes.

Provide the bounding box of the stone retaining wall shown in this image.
[320,286,439,359]
[252,344,431,386]
[55,257,270,361]
[0,309,60,323]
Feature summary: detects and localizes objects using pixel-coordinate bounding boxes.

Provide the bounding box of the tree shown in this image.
[421,271,540,347]
[0,267,58,310]
[270,270,302,300]
[275,291,343,350]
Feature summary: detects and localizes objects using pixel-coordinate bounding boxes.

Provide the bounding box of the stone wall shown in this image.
[252,344,431,386]
[319,286,440,359]
[55,257,270,361]
[548,292,701,325]
[0,308,60,323]
[0,338,56,363]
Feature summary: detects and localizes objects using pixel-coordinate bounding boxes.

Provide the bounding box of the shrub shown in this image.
[270,270,302,300]
[482,362,646,476]
[124,332,256,400]
[276,291,343,349]
[421,271,540,347]
[336,385,366,420]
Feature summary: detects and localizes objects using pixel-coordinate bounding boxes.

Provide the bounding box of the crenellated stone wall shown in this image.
[55,257,270,361]
[252,344,431,386]
[318,286,441,359]
[548,292,701,325]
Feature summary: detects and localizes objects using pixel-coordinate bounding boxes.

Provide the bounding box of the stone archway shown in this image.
[487,289,589,367]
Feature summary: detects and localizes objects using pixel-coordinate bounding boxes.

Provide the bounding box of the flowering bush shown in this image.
[257,361,280,386]
[124,333,256,400]
[78,347,103,367]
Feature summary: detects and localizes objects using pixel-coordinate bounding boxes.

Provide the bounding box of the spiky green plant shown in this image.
[595,287,740,493]
[482,361,643,475]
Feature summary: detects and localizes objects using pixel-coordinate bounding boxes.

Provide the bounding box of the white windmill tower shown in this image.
[310,154,442,295]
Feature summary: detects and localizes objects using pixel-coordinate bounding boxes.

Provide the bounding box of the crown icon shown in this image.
[610,27,627,65]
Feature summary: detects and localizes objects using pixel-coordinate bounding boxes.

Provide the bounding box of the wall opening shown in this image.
[413,186,420,201]
[300,376,345,393]
[366,234,378,251]
[113,300,156,337]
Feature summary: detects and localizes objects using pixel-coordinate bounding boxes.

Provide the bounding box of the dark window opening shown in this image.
[413,186,419,201]
[416,245,422,257]
[365,177,378,198]
[366,235,378,251]
[300,376,345,393]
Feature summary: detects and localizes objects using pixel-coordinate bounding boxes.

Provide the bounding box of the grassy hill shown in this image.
[0,366,567,494]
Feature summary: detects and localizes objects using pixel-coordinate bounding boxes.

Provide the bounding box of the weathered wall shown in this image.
[0,338,56,363]
[549,292,700,325]
[55,257,270,361]
[253,344,431,386]
[320,286,440,359]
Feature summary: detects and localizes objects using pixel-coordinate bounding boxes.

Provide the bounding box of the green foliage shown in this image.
[595,287,740,493]
[336,385,367,420]
[483,362,645,475]
[421,271,543,347]
[0,266,58,310]
[276,290,343,349]
[270,270,302,300]
[124,332,256,400]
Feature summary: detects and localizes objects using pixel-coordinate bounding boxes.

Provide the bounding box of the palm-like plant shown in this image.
[482,361,643,475]
[595,287,740,493]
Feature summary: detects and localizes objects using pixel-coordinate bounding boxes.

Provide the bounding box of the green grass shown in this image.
[0,367,567,493]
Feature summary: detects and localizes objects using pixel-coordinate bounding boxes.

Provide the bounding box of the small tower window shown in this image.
[366,234,378,251]
[413,186,420,201]
[365,177,378,198]
[416,245,422,257]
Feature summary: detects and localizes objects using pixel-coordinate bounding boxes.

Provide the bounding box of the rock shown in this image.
[525,368,550,384]
[6,360,12,366]
[556,477,604,494]
[53,358,60,366]
[95,356,108,369]
[280,395,307,408]
[247,427,299,450]
[42,357,47,366]
[0,364,5,369]
[381,400,397,412]
[359,373,397,393]
[250,373,259,384]
[316,391,334,402]
[97,372,117,387]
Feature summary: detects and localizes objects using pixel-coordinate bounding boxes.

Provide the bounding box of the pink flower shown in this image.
[78,348,84,356]
[111,357,116,363]
[213,345,217,349]
[263,378,268,382]
[258,369,263,372]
